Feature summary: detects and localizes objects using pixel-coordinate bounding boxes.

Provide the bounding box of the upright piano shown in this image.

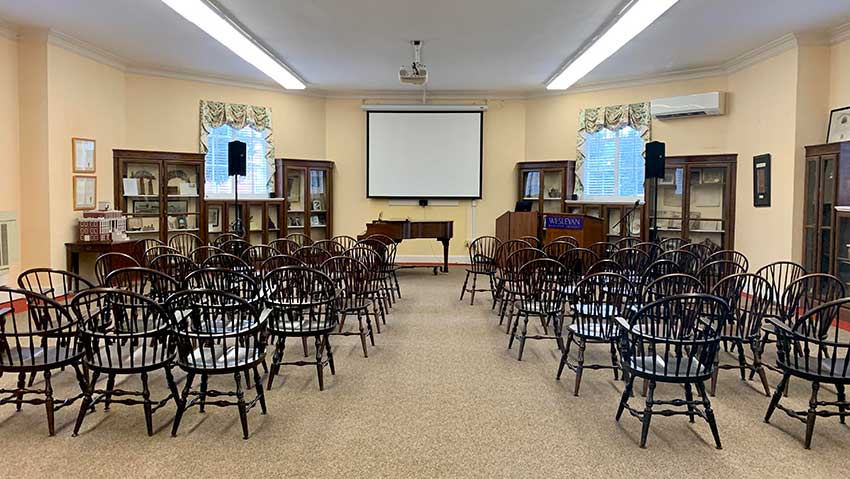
[360,220,454,273]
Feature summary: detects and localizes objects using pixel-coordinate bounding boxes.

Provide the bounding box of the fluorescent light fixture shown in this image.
[361,104,488,112]
[546,0,678,90]
[161,0,305,89]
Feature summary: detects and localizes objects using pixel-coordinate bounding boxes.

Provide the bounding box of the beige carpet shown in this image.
[1,269,846,478]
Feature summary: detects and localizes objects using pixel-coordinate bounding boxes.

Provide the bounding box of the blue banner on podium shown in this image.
[544,215,584,230]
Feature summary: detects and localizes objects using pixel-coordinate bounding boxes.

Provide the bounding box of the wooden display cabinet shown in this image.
[114,149,206,244]
[804,142,850,276]
[516,161,574,215]
[277,158,334,241]
[644,154,737,250]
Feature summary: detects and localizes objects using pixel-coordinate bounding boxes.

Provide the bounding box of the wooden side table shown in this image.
[65,240,135,276]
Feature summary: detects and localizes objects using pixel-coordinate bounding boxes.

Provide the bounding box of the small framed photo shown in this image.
[208,206,221,232]
[72,138,96,173]
[310,215,321,226]
[73,176,97,211]
[658,169,676,186]
[311,199,323,211]
[132,200,160,215]
[827,106,850,143]
[167,200,189,214]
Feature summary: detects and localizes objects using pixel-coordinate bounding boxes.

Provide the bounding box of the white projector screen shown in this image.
[367,111,483,198]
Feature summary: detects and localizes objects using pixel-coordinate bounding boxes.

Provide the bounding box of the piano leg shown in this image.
[439,238,450,274]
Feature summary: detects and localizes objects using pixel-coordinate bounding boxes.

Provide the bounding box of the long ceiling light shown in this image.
[546,0,678,90]
[161,0,305,89]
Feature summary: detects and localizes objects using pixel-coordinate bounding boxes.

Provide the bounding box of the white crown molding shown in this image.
[124,65,326,98]
[0,18,18,40]
[831,22,850,44]
[14,20,850,102]
[46,29,128,71]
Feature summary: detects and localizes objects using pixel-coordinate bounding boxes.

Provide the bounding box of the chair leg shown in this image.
[301,337,309,357]
[639,380,656,448]
[164,366,181,408]
[392,270,402,298]
[609,341,619,381]
[764,372,790,423]
[325,334,335,375]
[104,374,116,410]
[73,370,99,437]
[469,273,478,305]
[517,314,530,361]
[734,340,748,381]
[556,331,573,380]
[684,383,696,423]
[573,338,586,397]
[709,355,719,397]
[696,381,722,449]
[198,374,209,413]
[171,372,195,437]
[553,314,565,354]
[616,374,635,421]
[253,367,267,414]
[358,315,368,358]
[837,384,847,425]
[507,309,520,350]
[14,371,25,411]
[804,381,820,449]
[459,271,470,301]
[43,369,55,437]
[315,335,325,391]
[140,371,153,436]
[362,310,375,346]
[234,372,249,440]
[267,337,285,390]
[751,342,771,397]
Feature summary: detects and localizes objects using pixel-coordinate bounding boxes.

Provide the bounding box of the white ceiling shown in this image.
[0,0,849,93]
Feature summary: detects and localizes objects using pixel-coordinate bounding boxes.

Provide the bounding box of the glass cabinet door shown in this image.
[246,202,264,245]
[286,168,306,235]
[542,169,564,213]
[308,168,329,241]
[836,214,850,289]
[820,156,836,273]
[803,158,819,272]
[122,161,162,239]
[606,207,623,240]
[521,169,541,212]
[165,162,202,240]
[267,202,283,243]
[647,167,684,240]
[687,166,726,250]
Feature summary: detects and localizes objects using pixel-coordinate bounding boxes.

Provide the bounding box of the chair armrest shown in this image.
[765,316,792,334]
[258,307,272,326]
[614,316,630,332]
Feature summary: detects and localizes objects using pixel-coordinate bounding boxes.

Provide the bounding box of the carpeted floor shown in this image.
[1,268,847,478]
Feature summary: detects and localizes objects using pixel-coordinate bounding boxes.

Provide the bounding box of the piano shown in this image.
[360,219,454,274]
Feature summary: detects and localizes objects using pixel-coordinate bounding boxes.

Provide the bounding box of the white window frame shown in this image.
[204,124,270,200]
[582,127,645,202]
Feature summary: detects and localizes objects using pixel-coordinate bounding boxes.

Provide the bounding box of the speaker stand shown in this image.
[650,176,659,243]
[230,174,245,238]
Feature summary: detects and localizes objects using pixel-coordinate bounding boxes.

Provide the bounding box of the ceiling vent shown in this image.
[651,92,726,119]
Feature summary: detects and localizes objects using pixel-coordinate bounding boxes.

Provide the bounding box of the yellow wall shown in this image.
[9,34,850,270]
[46,44,127,270]
[830,38,850,109]
[0,34,19,281]
[526,76,730,160]
[124,74,326,158]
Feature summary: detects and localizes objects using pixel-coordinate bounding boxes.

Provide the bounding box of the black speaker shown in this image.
[418,199,429,207]
[645,141,666,179]
[228,141,247,177]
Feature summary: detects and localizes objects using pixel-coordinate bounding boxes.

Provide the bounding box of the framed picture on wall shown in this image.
[72,138,96,173]
[753,154,771,207]
[827,106,850,143]
[73,176,97,211]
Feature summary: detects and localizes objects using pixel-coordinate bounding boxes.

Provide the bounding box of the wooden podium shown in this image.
[542,214,603,247]
[495,211,538,243]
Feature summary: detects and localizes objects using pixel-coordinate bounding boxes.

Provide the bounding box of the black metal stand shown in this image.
[611,200,642,237]
[230,175,245,237]
[650,177,659,243]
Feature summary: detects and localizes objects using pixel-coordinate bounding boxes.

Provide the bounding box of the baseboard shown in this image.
[396,254,468,265]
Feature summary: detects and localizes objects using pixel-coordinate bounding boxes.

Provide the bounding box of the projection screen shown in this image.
[367,111,483,198]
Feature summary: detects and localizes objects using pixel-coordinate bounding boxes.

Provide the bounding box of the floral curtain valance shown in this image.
[574,102,651,197]
[199,100,275,189]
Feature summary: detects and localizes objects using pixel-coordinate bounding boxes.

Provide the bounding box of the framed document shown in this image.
[72,138,96,173]
[753,154,771,207]
[828,106,850,143]
[73,176,97,210]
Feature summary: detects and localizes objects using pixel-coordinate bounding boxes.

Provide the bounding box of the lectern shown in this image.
[542,214,603,247]
[495,211,539,243]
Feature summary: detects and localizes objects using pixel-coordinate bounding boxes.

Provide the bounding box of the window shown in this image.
[583,126,645,198]
[205,124,269,198]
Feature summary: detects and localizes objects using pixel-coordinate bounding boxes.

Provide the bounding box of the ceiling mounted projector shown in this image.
[399,40,428,86]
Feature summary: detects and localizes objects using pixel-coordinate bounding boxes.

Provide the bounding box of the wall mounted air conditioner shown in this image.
[651,92,726,119]
[0,211,19,272]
